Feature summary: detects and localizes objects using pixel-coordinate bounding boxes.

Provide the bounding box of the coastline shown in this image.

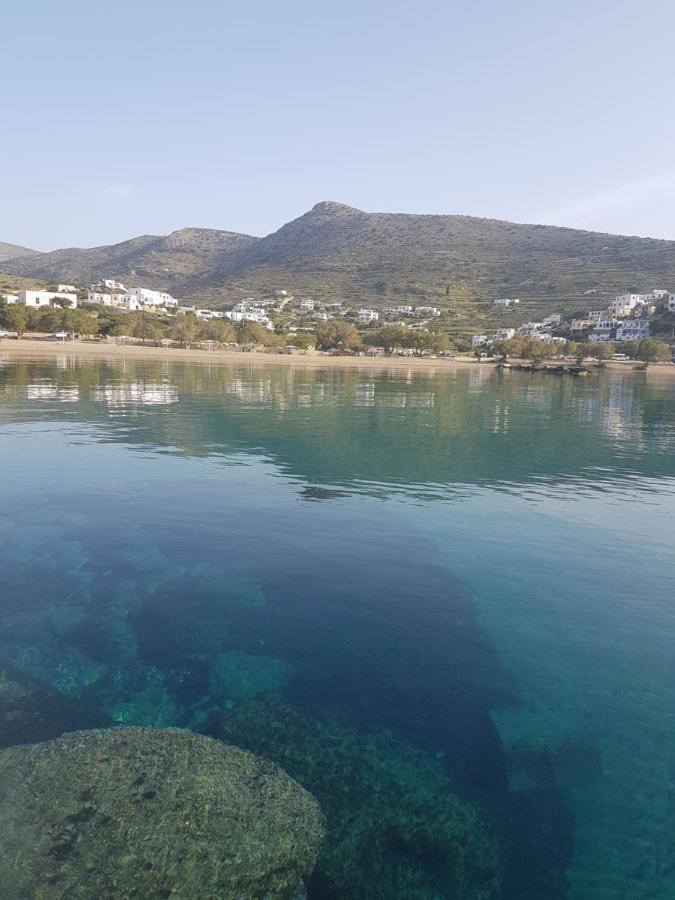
[1,337,673,376]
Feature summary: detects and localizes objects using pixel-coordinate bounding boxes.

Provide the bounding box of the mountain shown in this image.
[0,228,257,291]
[0,242,37,263]
[3,203,675,325]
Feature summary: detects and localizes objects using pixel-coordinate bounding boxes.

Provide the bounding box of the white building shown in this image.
[518,321,545,336]
[358,308,379,323]
[495,328,516,340]
[493,298,520,307]
[126,287,178,307]
[615,321,650,342]
[472,334,489,348]
[542,313,561,327]
[103,279,127,291]
[2,294,19,304]
[383,305,414,317]
[87,291,113,306]
[58,283,77,293]
[298,298,315,311]
[414,306,441,317]
[17,290,78,309]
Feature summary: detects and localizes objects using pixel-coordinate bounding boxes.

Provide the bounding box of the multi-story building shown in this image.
[615,321,650,342]
[358,309,379,322]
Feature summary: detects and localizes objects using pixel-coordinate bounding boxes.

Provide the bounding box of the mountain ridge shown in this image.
[3,204,675,322]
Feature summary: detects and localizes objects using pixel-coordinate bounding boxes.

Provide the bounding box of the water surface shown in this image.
[1,354,674,899]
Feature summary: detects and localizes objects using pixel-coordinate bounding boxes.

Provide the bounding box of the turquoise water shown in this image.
[1,354,675,898]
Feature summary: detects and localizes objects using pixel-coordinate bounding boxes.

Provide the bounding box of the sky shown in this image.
[2,0,675,249]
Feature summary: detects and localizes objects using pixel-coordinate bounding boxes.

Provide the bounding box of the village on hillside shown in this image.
[1,279,674,362]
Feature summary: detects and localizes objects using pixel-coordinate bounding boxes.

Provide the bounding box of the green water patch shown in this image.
[412,497,675,899]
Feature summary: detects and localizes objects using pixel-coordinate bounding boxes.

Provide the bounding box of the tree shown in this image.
[289,332,316,350]
[33,306,63,334]
[130,311,165,344]
[370,325,408,354]
[620,340,640,359]
[314,321,361,350]
[636,338,670,364]
[588,342,614,362]
[171,315,199,347]
[63,309,97,337]
[403,329,449,354]
[236,321,269,346]
[522,337,550,362]
[52,296,75,309]
[0,304,30,338]
[199,319,236,344]
[564,340,578,357]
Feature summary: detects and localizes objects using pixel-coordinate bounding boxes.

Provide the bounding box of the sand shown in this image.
[1,337,673,376]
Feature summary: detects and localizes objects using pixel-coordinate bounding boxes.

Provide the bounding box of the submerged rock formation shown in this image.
[0,727,325,899]
[212,697,502,899]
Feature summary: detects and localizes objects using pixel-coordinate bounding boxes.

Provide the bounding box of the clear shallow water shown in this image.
[1,355,675,898]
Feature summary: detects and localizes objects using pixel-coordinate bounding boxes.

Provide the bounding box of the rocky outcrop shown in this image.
[0,727,325,899]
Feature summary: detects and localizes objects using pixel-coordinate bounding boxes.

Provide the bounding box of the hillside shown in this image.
[3,203,675,329]
[189,202,675,314]
[0,242,37,263]
[0,228,257,291]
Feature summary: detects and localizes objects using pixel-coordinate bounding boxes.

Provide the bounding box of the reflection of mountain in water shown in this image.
[1,357,674,497]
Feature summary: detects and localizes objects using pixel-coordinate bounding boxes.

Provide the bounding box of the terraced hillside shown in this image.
[3,203,675,328]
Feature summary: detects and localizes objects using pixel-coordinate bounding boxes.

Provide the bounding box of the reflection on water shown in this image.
[1,356,674,898]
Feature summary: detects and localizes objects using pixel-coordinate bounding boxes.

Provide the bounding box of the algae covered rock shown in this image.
[213,697,501,899]
[0,727,325,899]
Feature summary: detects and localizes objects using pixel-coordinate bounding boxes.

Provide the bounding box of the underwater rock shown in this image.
[0,665,109,749]
[208,651,293,703]
[100,667,180,727]
[0,636,106,698]
[212,697,501,899]
[0,727,325,899]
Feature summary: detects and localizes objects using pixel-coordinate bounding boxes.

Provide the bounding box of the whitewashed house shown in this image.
[493,298,520,307]
[542,313,561,327]
[17,290,78,309]
[358,309,379,323]
[495,328,516,340]
[472,334,489,348]
[87,291,113,306]
[2,294,19,304]
[126,287,178,308]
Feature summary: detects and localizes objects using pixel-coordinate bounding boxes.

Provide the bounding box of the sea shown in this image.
[1,353,674,899]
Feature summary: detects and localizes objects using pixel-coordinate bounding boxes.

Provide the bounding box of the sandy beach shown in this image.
[1,337,673,376]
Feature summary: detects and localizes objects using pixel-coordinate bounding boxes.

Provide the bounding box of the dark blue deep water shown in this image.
[1,354,675,898]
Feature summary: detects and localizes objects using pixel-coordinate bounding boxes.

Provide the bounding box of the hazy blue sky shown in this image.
[2,0,674,249]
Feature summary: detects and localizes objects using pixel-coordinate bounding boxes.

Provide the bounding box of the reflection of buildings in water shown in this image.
[92,382,178,407]
[467,366,493,391]
[601,381,643,444]
[491,402,510,434]
[354,381,376,407]
[26,384,80,403]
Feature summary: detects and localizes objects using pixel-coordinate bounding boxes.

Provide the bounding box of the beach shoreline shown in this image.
[1,337,673,376]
